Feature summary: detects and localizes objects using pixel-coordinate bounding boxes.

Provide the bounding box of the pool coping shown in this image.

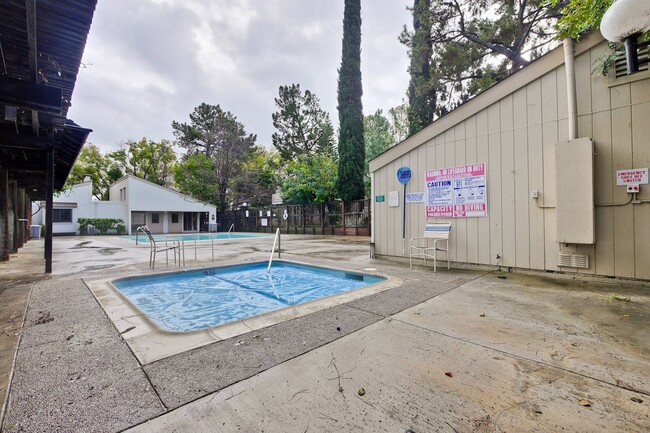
[84,259,401,365]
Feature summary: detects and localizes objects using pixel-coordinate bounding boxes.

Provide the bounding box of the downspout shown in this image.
[563,37,578,140]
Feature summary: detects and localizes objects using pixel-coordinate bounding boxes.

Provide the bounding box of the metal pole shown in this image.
[402,183,407,256]
[624,35,640,74]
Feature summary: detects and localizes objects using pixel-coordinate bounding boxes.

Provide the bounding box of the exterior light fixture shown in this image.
[601,0,650,74]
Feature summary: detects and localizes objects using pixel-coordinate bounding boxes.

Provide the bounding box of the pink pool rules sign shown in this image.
[425,163,487,218]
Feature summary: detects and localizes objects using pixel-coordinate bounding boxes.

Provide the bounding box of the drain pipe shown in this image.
[563,37,578,140]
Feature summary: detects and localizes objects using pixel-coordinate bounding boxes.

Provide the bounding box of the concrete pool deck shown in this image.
[0,235,648,432]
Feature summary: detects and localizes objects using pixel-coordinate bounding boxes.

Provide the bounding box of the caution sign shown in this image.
[425,163,487,218]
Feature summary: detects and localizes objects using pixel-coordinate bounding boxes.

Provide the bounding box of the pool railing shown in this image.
[268,228,281,272]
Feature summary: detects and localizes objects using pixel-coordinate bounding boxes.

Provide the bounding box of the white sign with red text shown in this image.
[616,168,648,185]
[425,163,487,218]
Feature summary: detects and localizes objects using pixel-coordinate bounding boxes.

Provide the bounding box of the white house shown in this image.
[33,175,217,235]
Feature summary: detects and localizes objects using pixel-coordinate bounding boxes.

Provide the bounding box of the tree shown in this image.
[337,0,365,202]
[271,84,335,161]
[172,103,256,216]
[110,138,177,186]
[403,0,436,135]
[65,144,122,200]
[281,154,339,204]
[401,0,563,116]
[389,100,409,143]
[232,147,282,208]
[363,109,396,198]
[173,153,220,205]
[552,0,613,39]
[364,109,395,173]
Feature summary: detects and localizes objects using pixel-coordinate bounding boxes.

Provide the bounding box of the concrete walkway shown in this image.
[1,235,648,432]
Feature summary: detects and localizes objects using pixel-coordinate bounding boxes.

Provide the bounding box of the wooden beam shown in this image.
[0,76,62,115]
[1,169,8,261]
[26,0,38,83]
[45,150,53,273]
[0,123,54,150]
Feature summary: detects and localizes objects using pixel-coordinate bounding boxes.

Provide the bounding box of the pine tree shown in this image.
[271,84,335,161]
[337,0,365,202]
[401,0,562,118]
[403,0,435,136]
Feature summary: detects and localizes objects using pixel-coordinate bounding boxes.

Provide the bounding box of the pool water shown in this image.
[121,232,271,242]
[113,261,384,332]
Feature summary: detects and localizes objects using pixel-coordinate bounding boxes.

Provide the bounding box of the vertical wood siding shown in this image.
[372,41,650,279]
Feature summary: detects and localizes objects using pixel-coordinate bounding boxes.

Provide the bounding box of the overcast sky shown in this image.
[68,0,411,152]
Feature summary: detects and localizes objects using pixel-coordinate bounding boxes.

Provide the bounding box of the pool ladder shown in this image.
[267,228,281,272]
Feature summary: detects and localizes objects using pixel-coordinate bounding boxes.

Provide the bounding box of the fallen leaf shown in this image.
[578,399,591,407]
[445,372,453,377]
[358,388,366,396]
[631,397,644,404]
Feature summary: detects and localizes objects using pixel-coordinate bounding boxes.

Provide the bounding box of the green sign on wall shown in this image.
[376,195,385,202]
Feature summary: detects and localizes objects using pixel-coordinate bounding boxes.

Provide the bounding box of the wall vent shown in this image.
[614,45,649,78]
[557,252,572,267]
[557,252,589,269]
[571,254,589,269]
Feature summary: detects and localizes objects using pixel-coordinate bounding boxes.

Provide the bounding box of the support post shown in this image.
[11,180,18,253]
[45,150,54,273]
[1,169,8,261]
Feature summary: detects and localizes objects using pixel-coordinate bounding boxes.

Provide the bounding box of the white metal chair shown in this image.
[137,226,180,269]
[409,222,452,272]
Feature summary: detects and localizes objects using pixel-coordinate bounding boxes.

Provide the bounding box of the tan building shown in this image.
[369,32,650,280]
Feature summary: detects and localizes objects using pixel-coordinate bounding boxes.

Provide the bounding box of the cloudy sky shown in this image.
[68,0,412,152]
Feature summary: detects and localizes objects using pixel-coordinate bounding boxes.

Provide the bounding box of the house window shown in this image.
[120,188,126,201]
[53,209,72,223]
[151,213,160,224]
[171,213,179,224]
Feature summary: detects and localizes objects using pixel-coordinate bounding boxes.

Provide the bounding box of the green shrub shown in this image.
[77,218,125,235]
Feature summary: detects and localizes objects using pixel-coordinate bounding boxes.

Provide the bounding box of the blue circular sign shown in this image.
[397,166,411,185]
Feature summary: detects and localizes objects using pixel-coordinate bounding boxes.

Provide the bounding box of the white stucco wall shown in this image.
[33,175,217,235]
[119,176,216,233]
[123,176,216,216]
[33,181,128,234]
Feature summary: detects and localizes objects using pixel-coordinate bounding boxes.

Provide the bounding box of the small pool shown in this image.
[121,232,272,242]
[112,261,384,332]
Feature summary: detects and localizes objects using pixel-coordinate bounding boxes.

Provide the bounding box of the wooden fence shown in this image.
[220,199,370,236]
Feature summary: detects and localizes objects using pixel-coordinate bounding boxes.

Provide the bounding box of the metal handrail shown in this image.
[135,226,147,245]
[227,223,235,238]
[267,228,281,273]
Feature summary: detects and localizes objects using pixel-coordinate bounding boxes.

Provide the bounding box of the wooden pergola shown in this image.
[0,0,97,272]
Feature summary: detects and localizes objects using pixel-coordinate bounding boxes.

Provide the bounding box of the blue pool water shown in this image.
[113,261,384,332]
[121,232,272,242]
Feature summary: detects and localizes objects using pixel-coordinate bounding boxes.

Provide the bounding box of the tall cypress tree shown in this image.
[405,0,435,136]
[337,0,365,202]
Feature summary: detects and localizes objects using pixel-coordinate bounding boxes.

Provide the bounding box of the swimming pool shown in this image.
[121,232,272,242]
[112,261,384,332]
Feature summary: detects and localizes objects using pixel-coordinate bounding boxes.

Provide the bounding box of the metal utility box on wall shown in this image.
[555,137,595,244]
